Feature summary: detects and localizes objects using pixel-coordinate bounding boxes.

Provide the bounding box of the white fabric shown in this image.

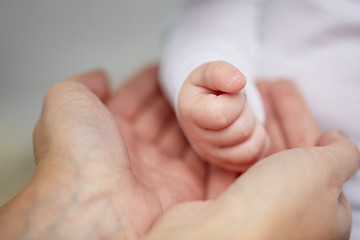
[160,0,360,238]
[159,0,265,122]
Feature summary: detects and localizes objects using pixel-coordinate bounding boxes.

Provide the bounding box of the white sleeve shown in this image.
[159,0,265,122]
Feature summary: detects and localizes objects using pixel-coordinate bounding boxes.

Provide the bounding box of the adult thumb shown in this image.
[317,130,360,184]
[33,70,131,177]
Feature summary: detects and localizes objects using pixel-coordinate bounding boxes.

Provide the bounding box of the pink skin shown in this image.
[0,66,358,240]
[0,67,207,239]
[178,61,269,172]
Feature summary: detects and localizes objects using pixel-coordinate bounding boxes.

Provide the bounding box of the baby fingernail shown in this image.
[228,72,244,84]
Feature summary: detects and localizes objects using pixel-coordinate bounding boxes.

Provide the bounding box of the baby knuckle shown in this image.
[246,142,263,160]
[208,61,229,74]
[196,144,218,162]
[238,116,256,140]
[211,104,231,129]
[207,61,230,82]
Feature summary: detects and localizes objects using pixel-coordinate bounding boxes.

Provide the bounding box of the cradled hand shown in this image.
[145,79,360,239]
[178,61,269,172]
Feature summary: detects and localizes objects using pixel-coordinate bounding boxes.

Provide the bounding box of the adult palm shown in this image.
[1,67,206,240]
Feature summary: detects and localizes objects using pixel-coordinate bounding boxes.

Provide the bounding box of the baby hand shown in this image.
[178,61,269,172]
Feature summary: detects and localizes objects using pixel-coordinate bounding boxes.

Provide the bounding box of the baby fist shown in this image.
[178,61,269,172]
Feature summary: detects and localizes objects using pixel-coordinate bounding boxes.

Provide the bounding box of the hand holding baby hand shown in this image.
[178,61,269,172]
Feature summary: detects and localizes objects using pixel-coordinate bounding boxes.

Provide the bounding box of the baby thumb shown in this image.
[193,61,247,93]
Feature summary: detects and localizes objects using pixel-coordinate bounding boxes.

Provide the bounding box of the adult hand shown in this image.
[257,80,321,153]
[0,67,207,239]
[144,82,360,240]
[1,67,358,240]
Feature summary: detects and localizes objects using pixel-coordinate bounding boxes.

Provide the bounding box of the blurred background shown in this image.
[0,0,181,205]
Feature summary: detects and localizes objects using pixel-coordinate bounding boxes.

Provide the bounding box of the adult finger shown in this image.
[257,81,286,154]
[107,65,178,142]
[33,70,131,172]
[106,65,159,120]
[316,131,359,239]
[270,80,320,148]
[182,146,207,185]
[158,118,188,158]
[133,96,172,141]
[67,69,110,102]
